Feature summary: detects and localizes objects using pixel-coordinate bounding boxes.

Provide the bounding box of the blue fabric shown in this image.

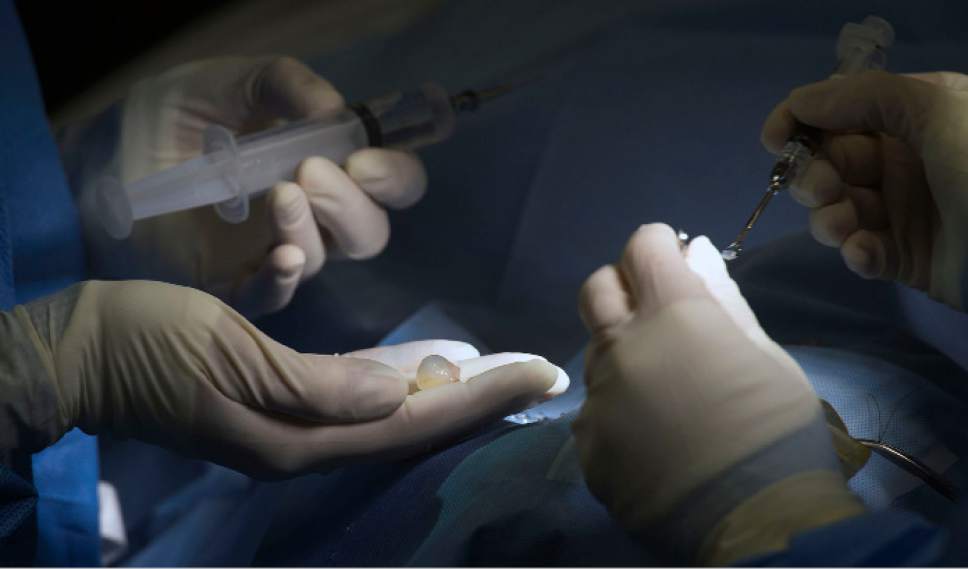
[0,2,31,563]
[0,0,98,565]
[0,169,13,312]
[0,454,37,566]
[31,430,100,566]
[792,345,968,511]
[2,8,86,303]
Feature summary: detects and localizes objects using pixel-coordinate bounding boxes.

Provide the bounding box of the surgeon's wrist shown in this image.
[0,285,87,451]
[638,411,847,564]
[699,470,864,565]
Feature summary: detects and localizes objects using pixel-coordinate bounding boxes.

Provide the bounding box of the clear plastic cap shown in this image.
[837,15,895,62]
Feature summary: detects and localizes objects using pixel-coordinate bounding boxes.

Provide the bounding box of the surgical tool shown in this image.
[856,438,959,502]
[722,16,895,261]
[96,82,514,239]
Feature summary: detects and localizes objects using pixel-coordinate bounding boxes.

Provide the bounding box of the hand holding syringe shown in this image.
[722,16,895,261]
[97,83,512,239]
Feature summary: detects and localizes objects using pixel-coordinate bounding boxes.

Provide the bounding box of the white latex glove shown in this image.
[762,70,968,309]
[573,224,862,564]
[77,57,426,317]
[1,281,565,478]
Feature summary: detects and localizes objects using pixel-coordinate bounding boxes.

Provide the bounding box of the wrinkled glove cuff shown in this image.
[642,412,858,564]
[0,285,83,452]
[700,469,865,565]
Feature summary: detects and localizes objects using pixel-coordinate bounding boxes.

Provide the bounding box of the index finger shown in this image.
[786,71,939,152]
[345,149,428,210]
[763,71,947,156]
[761,99,799,154]
[456,353,569,396]
[307,359,558,468]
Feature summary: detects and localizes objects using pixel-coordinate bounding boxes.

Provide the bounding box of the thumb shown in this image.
[246,56,345,120]
[787,70,940,152]
[281,354,410,422]
[211,315,409,422]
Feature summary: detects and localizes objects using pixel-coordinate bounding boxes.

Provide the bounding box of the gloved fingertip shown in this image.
[307,85,345,116]
[481,359,558,394]
[347,149,427,210]
[761,100,797,154]
[686,235,719,258]
[842,243,875,278]
[526,359,561,394]
[258,57,345,119]
[297,156,340,190]
[269,183,309,227]
[685,235,729,276]
[272,244,306,277]
[341,215,390,260]
[546,363,570,397]
[345,149,390,183]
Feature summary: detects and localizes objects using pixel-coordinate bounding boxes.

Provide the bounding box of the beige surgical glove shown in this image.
[572,224,864,565]
[0,281,560,478]
[69,57,426,318]
[762,70,968,309]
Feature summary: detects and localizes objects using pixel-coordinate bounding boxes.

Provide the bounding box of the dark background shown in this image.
[14,1,234,114]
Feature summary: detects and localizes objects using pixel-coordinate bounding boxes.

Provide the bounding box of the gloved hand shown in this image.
[762,70,968,309]
[573,224,863,565]
[0,280,566,478]
[69,57,426,317]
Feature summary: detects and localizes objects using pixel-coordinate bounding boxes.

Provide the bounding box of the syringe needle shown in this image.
[723,141,804,261]
[450,84,514,112]
[722,184,780,261]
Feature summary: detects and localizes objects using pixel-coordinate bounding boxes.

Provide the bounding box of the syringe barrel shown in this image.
[103,82,458,238]
[130,155,237,217]
[236,108,369,197]
[237,82,456,198]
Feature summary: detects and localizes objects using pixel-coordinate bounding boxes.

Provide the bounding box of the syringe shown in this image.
[96,82,513,239]
[721,16,895,261]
